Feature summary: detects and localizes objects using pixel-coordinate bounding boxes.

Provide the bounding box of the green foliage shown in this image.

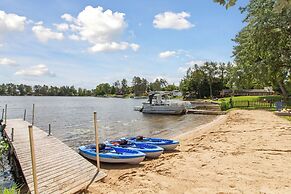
[232,0,291,97]
[149,78,168,91]
[0,140,9,154]
[94,77,180,97]
[180,62,231,99]
[213,0,236,9]
[214,0,291,12]
[132,77,148,96]
[219,95,283,102]
[95,83,111,96]
[0,140,8,171]
[220,100,231,111]
[0,84,93,96]
[0,139,9,170]
[0,184,19,194]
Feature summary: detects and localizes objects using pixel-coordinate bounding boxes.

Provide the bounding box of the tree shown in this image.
[132,76,148,96]
[180,62,230,98]
[201,62,218,98]
[17,84,25,96]
[33,85,41,96]
[95,83,111,96]
[213,0,291,12]
[180,64,208,98]
[0,84,7,95]
[113,80,121,95]
[164,84,179,91]
[40,85,49,96]
[121,79,129,95]
[233,0,291,98]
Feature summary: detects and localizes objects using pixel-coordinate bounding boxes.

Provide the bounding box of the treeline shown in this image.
[0,78,179,97]
[180,62,233,98]
[0,83,93,96]
[95,77,178,96]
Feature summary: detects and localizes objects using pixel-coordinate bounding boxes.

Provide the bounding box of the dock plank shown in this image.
[4,119,106,194]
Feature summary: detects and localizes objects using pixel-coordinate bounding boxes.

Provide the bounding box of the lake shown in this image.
[0,96,216,187]
[0,96,217,148]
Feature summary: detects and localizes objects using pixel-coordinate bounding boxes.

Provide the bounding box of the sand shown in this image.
[88,110,291,194]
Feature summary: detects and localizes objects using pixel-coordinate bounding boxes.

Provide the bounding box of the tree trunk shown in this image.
[209,82,213,99]
[278,80,288,100]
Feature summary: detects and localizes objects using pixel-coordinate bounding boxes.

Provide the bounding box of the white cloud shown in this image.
[32,23,64,42]
[89,42,139,52]
[69,34,81,41]
[54,23,69,31]
[159,50,176,58]
[61,13,75,22]
[0,57,17,66]
[153,11,194,30]
[62,6,139,52]
[0,10,26,33]
[15,64,55,77]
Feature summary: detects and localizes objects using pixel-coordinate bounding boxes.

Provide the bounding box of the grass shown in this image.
[218,95,282,102]
[215,95,284,111]
[282,116,291,122]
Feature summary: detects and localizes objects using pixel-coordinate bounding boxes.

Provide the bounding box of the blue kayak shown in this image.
[79,144,145,164]
[105,139,164,158]
[127,136,179,151]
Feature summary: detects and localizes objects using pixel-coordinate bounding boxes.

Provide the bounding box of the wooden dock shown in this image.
[4,119,106,194]
[187,109,226,115]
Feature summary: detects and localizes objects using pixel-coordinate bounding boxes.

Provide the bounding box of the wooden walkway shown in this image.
[187,109,226,115]
[4,119,106,194]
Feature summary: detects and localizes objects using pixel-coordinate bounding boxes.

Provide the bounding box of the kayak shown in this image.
[79,144,146,164]
[106,139,164,158]
[127,136,179,151]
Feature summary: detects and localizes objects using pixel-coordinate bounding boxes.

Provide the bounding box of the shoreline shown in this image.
[89,109,291,193]
[175,113,227,140]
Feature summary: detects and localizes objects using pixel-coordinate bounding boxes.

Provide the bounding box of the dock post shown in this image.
[28,125,39,194]
[23,109,26,121]
[48,124,51,136]
[93,112,100,170]
[4,104,7,125]
[1,108,4,120]
[11,128,14,142]
[32,104,35,126]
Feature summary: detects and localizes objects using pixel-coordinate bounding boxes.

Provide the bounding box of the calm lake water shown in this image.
[0,96,216,188]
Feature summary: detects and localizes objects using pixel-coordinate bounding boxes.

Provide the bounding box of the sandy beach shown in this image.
[89,110,291,194]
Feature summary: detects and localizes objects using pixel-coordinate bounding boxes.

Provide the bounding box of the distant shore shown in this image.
[89,110,291,193]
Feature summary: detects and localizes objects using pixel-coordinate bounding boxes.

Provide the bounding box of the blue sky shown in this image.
[0,0,248,88]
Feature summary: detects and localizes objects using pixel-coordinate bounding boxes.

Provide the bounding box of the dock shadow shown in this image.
[100,162,145,170]
[163,149,181,154]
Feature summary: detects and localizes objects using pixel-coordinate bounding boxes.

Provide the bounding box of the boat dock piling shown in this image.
[2,104,106,194]
[23,109,26,121]
[5,104,7,124]
[94,112,100,169]
[1,108,4,120]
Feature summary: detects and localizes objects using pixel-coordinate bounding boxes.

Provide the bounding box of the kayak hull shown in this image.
[158,143,178,151]
[79,145,145,164]
[79,151,145,164]
[128,137,179,151]
[106,140,164,158]
[143,150,164,158]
